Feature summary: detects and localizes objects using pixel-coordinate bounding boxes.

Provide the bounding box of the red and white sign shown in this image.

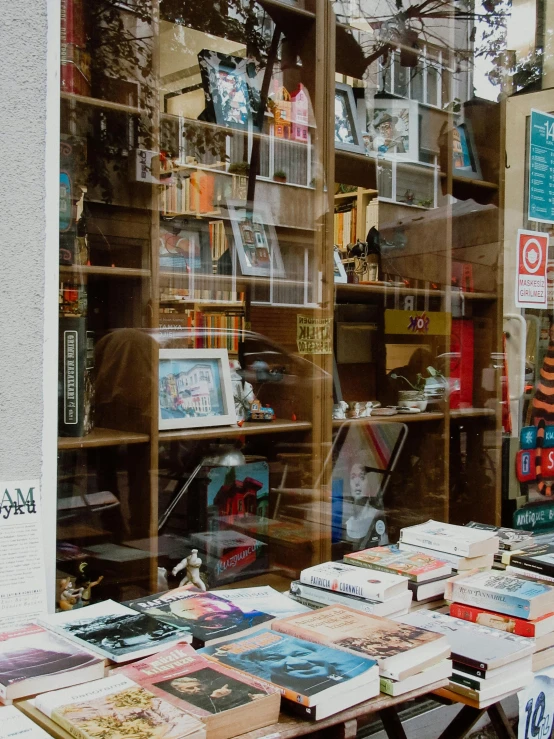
[515,228,549,308]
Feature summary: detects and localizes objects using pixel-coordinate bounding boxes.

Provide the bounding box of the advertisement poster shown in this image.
[528,109,554,225]
[515,229,549,309]
[297,315,332,354]
[518,667,554,739]
[0,480,48,628]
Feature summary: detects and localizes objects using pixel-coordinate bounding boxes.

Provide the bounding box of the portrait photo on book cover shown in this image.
[154,666,266,713]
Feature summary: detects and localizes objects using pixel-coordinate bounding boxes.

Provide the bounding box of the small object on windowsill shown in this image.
[58,576,84,611]
[291,412,297,421]
[388,405,422,414]
[247,399,276,422]
[172,548,207,591]
[370,407,398,416]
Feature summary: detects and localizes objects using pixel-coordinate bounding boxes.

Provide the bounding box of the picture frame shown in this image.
[366,99,419,160]
[226,199,285,278]
[198,50,261,131]
[159,220,211,274]
[334,83,365,154]
[452,122,482,180]
[158,349,237,431]
[333,248,348,283]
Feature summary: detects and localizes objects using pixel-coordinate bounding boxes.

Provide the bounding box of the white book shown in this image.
[300,561,408,602]
[0,706,50,739]
[398,542,494,571]
[449,669,532,703]
[379,659,452,697]
[453,655,533,681]
[507,565,554,583]
[399,520,499,558]
[290,581,413,616]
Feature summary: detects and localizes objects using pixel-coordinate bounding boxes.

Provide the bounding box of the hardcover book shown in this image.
[398,542,494,571]
[344,545,451,582]
[115,644,280,739]
[270,605,449,681]
[444,571,554,620]
[0,706,51,739]
[34,674,206,739]
[465,522,534,551]
[399,520,499,558]
[200,628,379,720]
[300,561,408,602]
[395,610,534,670]
[38,600,192,663]
[125,588,276,648]
[0,624,104,703]
[289,581,413,616]
[449,602,554,637]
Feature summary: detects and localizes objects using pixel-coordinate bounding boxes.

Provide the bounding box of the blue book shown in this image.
[445,571,554,620]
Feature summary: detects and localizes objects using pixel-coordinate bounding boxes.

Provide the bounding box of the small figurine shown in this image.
[248,398,276,421]
[58,576,84,611]
[332,401,348,420]
[157,566,169,592]
[172,549,206,591]
[77,562,104,607]
[230,359,255,422]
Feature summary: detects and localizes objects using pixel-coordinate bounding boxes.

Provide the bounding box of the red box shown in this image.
[449,318,474,409]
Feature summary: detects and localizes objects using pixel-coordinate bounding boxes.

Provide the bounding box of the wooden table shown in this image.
[433,687,517,739]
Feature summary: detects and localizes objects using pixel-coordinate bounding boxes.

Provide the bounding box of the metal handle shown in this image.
[504,313,527,400]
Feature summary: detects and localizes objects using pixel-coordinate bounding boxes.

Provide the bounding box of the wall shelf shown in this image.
[60,265,151,279]
[58,428,150,450]
[336,283,445,299]
[333,412,444,428]
[159,419,312,443]
[61,92,142,115]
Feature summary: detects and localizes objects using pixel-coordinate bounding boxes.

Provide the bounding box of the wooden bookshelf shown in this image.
[60,265,151,279]
[159,419,313,443]
[58,428,150,450]
[332,412,444,428]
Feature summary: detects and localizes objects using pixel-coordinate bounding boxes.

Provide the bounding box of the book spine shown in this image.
[379,677,396,696]
[509,555,554,578]
[299,571,385,600]
[447,682,479,702]
[449,602,536,637]
[58,316,94,437]
[452,661,488,678]
[344,557,417,582]
[400,531,470,557]
[450,672,481,690]
[292,583,384,613]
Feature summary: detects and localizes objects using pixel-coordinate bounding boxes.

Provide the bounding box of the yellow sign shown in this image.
[297,315,332,354]
[385,310,451,336]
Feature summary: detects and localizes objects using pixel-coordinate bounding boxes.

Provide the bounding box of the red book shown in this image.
[450,602,554,637]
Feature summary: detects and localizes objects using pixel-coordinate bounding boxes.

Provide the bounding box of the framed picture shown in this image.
[334,83,365,154]
[333,249,347,283]
[159,221,211,274]
[158,349,237,430]
[226,200,285,278]
[367,99,418,160]
[452,122,482,180]
[198,50,261,131]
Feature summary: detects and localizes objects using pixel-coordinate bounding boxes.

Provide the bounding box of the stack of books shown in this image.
[395,610,534,707]
[288,560,413,617]
[445,569,554,672]
[344,545,453,606]
[398,520,499,573]
[506,542,554,582]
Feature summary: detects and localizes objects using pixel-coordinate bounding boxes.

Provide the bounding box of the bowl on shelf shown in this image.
[398,390,428,412]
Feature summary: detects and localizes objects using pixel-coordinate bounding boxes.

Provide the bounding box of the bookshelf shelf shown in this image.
[332,412,444,429]
[336,283,446,299]
[61,91,142,115]
[58,428,150,450]
[159,419,312,443]
[60,266,151,279]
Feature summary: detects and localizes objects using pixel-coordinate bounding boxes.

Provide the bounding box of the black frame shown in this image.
[334,82,366,154]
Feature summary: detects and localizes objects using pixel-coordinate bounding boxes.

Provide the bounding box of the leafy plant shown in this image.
[229,161,250,175]
[390,366,443,394]
[273,169,287,180]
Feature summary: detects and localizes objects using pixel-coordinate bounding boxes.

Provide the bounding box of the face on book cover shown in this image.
[169,595,259,632]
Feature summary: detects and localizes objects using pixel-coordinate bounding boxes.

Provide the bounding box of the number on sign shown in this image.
[523,692,549,739]
[545,121,554,144]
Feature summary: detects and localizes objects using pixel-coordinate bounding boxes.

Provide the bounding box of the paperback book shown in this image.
[453,655,532,680]
[398,542,494,571]
[408,576,450,602]
[344,545,451,582]
[448,669,532,705]
[465,522,534,551]
[0,624,104,703]
[289,581,413,616]
[399,520,499,558]
[0,705,50,739]
[270,605,449,681]
[39,600,192,663]
[444,571,554,620]
[510,544,554,577]
[115,645,280,739]
[200,628,379,720]
[34,674,205,739]
[300,561,408,602]
[379,659,452,697]
[449,602,554,637]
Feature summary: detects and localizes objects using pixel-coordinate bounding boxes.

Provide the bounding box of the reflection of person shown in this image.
[345,460,388,546]
[371,111,406,154]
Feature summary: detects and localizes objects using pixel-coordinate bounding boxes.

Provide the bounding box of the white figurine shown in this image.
[172,549,206,591]
[229,359,255,422]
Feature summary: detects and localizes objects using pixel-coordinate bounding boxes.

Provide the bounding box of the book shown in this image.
[506,565,554,584]
[289,581,413,616]
[399,520,499,558]
[114,645,280,739]
[395,611,534,670]
[465,522,534,551]
[510,543,554,577]
[398,542,494,571]
[453,654,533,680]
[444,571,554,620]
[533,646,554,672]
[125,588,280,648]
[38,600,192,663]
[300,561,408,602]
[58,316,94,438]
[0,624,104,703]
[34,674,206,739]
[449,602,554,637]
[270,605,449,681]
[0,706,50,739]
[344,545,451,582]
[200,629,379,720]
[379,658,452,697]
[448,668,532,704]
[210,586,310,620]
[408,576,451,602]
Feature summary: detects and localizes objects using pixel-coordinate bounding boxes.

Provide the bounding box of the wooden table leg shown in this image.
[378,706,408,739]
[436,705,485,739]
[487,703,517,739]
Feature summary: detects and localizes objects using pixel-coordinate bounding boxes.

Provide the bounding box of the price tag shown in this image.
[518,669,554,739]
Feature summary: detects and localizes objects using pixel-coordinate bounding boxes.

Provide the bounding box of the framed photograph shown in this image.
[159,221,211,274]
[198,50,261,131]
[334,249,347,283]
[452,122,482,180]
[226,200,285,278]
[158,349,237,431]
[334,83,365,154]
[367,99,419,160]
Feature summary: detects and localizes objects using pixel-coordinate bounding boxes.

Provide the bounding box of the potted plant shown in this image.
[228,161,250,176]
[273,169,287,183]
[390,366,445,410]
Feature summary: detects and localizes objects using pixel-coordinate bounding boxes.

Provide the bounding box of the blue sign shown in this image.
[529,109,554,225]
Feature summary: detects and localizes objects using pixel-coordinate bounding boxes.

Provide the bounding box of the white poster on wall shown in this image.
[518,667,554,739]
[0,480,48,628]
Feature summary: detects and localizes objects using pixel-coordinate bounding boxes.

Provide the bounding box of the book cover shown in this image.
[379,659,452,697]
[210,586,310,620]
[344,545,451,582]
[200,629,377,708]
[39,600,192,663]
[58,316,94,438]
[289,581,413,616]
[398,542,494,571]
[270,605,448,681]
[395,611,534,670]
[125,589,274,647]
[300,561,408,602]
[510,544,554,576]
[445,571,554,619]
[35,674,205,739]
[466,522,534,551]
[0,706,50,739]
[399,520,499,558]
[449,602,554,637]
[0,624,104,702]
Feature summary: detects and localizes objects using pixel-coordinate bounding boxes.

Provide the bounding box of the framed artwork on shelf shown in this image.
[367,99,419,160]
[226,200,285,278]
[333,248,348,283]
[159,221,210,274]
[198,50,261,131]
[334,83,365,154]
[452,122,482,180]
[158,349,237,431]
